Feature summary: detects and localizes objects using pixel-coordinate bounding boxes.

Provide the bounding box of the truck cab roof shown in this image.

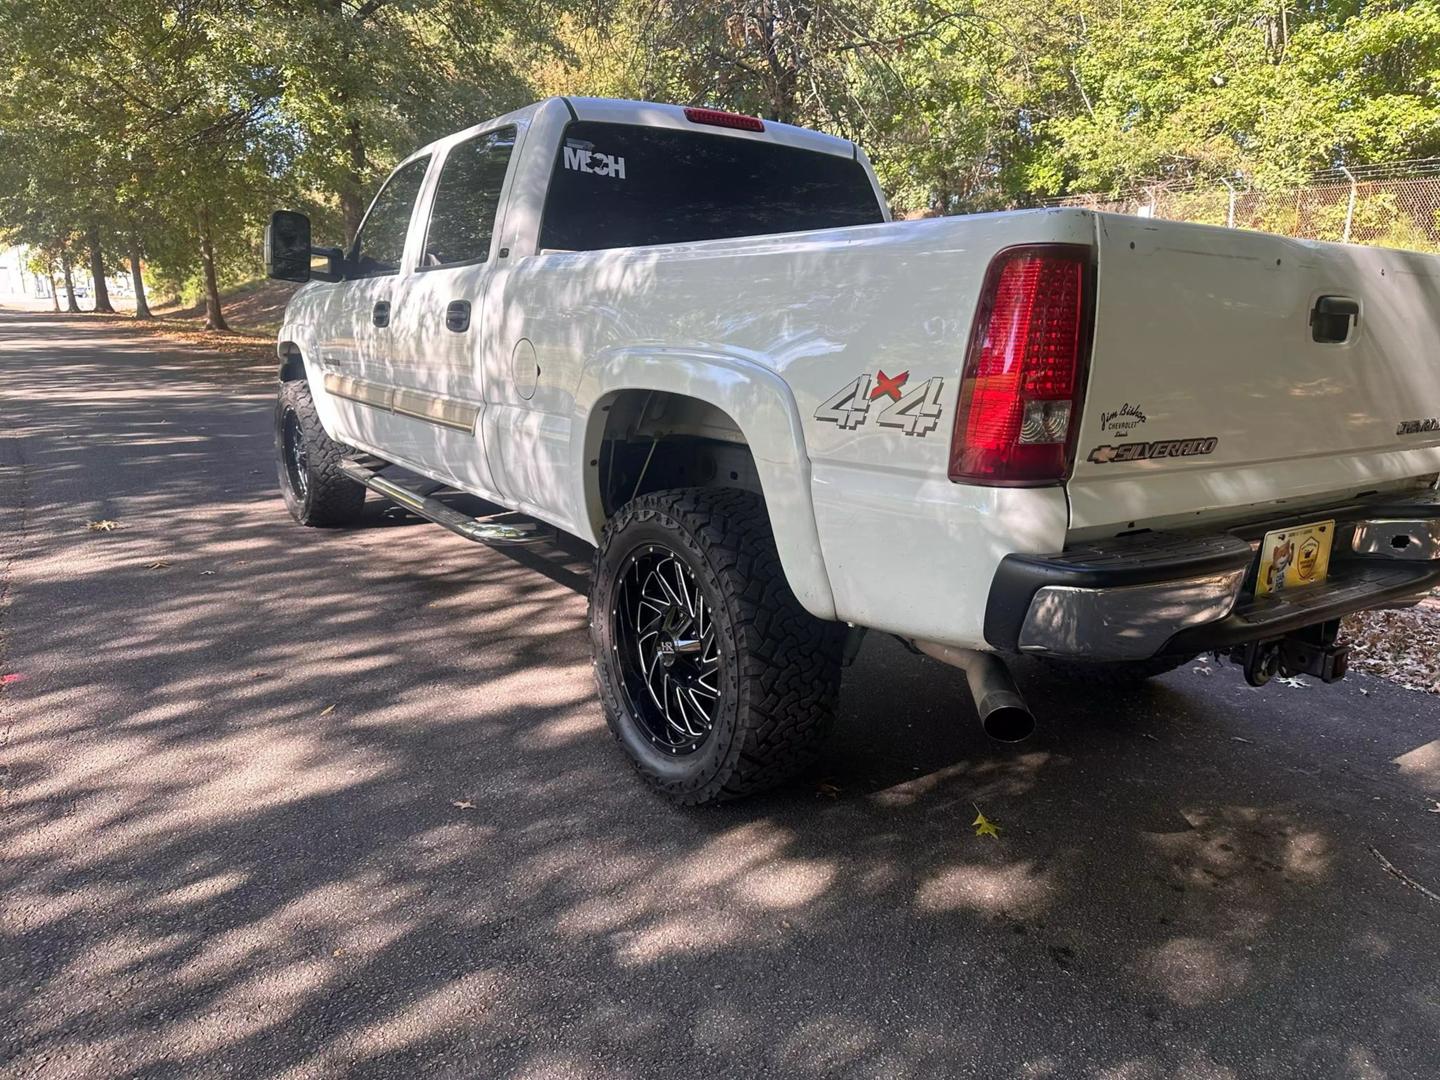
[397,96,861,172]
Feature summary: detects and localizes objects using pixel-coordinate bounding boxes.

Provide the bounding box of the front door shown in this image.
[324,154,430,463]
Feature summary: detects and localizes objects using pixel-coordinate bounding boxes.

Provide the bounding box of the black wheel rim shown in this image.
[282,408,309,501]
[611,545,721,755]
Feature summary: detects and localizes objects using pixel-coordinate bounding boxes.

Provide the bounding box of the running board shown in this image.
[340,460,552,547]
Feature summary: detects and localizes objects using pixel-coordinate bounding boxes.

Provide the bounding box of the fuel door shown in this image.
[511,338,539,400]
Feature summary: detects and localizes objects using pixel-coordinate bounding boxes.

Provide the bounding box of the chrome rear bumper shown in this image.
[985,492,1440,661]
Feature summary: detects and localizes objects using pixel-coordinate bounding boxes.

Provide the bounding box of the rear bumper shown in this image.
[984,494,1440,661]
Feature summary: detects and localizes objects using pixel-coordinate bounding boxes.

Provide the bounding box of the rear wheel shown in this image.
[275,380,365,527]
[590,488,844,804]
[1038,653,1197,686]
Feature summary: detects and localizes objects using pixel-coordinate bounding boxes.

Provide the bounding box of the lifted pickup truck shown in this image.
[266,96,1440,804]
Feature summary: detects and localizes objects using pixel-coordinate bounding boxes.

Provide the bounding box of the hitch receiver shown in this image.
[1231,620,1348,687]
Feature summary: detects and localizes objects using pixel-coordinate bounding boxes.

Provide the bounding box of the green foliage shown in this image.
[2,0,1438,323]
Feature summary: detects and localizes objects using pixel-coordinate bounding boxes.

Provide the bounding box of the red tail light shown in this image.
[948,244,1093,486]
[683,107,765,132]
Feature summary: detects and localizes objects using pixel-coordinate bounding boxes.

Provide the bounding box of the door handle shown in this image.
[372,300,390,328]
[445,300,471,333]
[1311,295,1358,343]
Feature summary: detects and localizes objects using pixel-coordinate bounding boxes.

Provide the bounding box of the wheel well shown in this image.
[279,343,305,382]
[594,391,761,519]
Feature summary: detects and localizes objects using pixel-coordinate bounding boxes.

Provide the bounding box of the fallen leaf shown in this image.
[815,780,842,799]
[451,799,476,811]
[972,807,1001,839]
[332,948,345,957]
[1276,676,1307,688]
[146,560,169,570]
[1192,666,1212,676]
[1426,799,1440,814]
[0,673,22,687]
[1231,736,1255,745]
[318,704,337,717]
[87,519,120,532]
[199,570,216,576]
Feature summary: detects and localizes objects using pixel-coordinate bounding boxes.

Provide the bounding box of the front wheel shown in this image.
[275,380,366,527]
[590,488,845,805]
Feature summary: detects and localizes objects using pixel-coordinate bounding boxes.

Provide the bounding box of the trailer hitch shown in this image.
[1230,620,1348,687]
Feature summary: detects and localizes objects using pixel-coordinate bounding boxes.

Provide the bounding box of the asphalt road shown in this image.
[2,310,1438,1080]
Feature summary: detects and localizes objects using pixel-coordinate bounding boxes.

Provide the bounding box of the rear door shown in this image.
[389,124,519,499]
[1069,215,1440,533]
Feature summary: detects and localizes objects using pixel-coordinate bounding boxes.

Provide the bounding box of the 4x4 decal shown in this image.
[815,370,945,436]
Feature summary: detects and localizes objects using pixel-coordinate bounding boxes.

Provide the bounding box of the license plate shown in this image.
[1255,520,1334,597]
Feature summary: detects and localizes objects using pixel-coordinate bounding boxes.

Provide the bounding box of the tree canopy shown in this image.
[3,0,1437,325]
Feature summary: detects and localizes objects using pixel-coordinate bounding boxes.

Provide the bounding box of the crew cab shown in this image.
[265,96,1440,804]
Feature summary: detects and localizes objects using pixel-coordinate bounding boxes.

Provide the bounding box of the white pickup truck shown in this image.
[265,96,1440,804]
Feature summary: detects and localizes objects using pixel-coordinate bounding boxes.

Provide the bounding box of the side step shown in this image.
[340,459,552,547]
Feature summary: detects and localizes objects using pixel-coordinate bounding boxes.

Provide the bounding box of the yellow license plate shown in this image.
[1255,520,1334,597]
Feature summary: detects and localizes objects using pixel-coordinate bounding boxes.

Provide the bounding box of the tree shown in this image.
[262,0,540,243]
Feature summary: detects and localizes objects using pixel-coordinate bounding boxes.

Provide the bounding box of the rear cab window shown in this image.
[538,121,884,252]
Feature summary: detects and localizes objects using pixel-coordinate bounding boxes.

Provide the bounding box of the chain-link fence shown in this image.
[1048,159,1440,253]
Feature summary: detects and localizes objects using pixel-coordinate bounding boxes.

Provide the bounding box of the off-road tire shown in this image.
[590,488,845,805]
[1039,653,1197,686]
[275,380,366,527]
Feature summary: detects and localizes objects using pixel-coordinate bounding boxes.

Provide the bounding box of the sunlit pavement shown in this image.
[2,309,1438,1079]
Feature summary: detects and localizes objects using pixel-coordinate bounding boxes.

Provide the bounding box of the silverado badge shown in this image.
[1087,437,1219,464]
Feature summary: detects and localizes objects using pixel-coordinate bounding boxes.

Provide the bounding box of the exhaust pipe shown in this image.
[909,641,1036,743]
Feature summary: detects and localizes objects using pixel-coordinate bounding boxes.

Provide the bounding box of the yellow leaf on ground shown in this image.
[972,810,1001,839]
[318,704,336,717]
[146,560,169,570]
[87,520,119,532]
[451,799,476,811]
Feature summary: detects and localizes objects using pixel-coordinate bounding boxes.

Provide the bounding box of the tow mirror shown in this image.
[265,210,312,282]
[265,210,345,283]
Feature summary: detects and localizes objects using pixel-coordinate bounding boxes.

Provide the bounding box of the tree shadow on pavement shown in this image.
[2,312,1438,1080]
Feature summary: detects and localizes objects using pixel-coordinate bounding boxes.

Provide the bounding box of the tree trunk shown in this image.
[85,225,115,313]
[60,249,81,312]
[340,118,367,245]
[46,262,60,311]
[129,238,152,319]
[197,206,228,331]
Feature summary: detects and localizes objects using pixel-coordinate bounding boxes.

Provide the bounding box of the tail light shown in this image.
[948,244,1093,486]
[683,107,765,132]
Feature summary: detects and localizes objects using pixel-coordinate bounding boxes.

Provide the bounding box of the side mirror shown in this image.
[265,210,312,282]
[265,210,347,283]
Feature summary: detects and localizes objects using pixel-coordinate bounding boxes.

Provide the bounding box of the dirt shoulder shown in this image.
[9,278,298,363]
[3,302,282,364]
[1344,593,1440,692]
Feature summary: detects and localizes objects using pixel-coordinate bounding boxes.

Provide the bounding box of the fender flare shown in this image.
[574,346,838,621]
[275,328,347,441]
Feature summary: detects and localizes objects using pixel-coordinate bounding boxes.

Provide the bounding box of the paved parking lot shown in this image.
[2,310,1438,1079]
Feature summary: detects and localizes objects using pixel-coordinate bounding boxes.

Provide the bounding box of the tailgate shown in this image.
[1069,215,1440,533]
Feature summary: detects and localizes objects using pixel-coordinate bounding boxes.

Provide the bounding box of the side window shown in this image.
[421,126,517,268]
[350,156,430,278]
